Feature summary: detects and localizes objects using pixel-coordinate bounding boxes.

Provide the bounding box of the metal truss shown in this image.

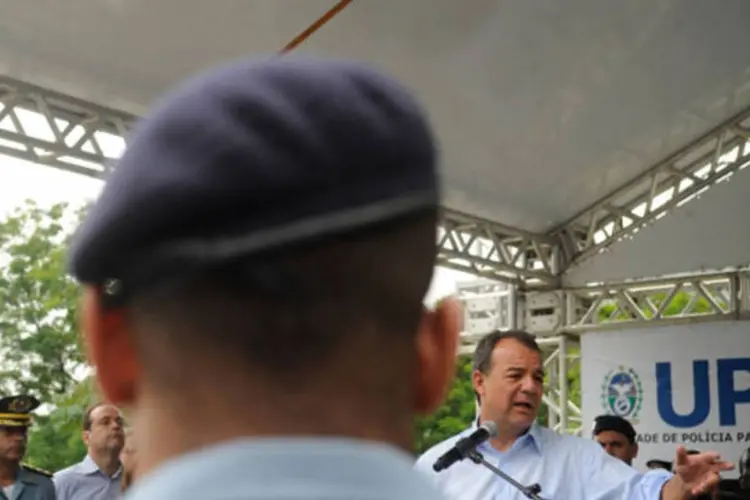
[563,268,750,333]
[437,107,750,283]
[0,75,565,285]
[438,209,560,286]
[539,335,582,436]
[518,268,750,335]
[552,107,750,269]
[456,279,515,352]
[0,76,135,178]
[4,75,750,293]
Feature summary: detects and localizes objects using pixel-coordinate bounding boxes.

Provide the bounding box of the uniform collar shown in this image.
[17,467,44,485]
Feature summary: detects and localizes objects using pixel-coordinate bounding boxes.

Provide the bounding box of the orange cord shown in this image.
[280,0,354,53]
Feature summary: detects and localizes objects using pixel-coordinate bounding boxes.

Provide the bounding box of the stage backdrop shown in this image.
[581,321,749,476]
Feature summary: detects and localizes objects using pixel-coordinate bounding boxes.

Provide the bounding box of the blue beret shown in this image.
[68,56,438,304]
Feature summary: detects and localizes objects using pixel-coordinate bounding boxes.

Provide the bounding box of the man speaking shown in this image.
[415,330,734,499]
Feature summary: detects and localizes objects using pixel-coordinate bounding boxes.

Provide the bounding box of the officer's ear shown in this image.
[80,287,139,407]
[412,296,461,414]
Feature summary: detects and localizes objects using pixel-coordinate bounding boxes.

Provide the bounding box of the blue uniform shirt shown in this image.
[415,424,672,500]
[125,437,448,500]
[1,466,55,500]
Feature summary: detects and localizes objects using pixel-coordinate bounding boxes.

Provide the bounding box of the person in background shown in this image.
[415,330,735,499]
[593,414,639,466]
[0,395,55,500]
[53,403,125,500]
[120,429,136,492]
[66,55,461,500]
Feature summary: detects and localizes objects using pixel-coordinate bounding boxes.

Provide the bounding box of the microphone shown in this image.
[433,421,497,472]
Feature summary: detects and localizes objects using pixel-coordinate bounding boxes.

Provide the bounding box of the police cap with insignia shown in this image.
[0,395,41,428]
[593,414,637,444]
[67,56,438,306]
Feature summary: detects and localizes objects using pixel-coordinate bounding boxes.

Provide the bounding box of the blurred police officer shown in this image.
[67,56,460,500]
[0,395,55,500]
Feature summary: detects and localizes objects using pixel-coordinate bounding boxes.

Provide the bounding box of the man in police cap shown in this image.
[0,395,56,500]
[593,414,639,466]
[67,56,461,500]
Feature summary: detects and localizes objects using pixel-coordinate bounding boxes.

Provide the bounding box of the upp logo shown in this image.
[600,366,643,421]
[656,357,750,428]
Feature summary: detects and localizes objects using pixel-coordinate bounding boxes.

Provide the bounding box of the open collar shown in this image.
[473,419,544,455]
[79,455,123,478]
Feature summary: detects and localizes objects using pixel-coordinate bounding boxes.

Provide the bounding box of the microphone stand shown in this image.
[466,449,545,500]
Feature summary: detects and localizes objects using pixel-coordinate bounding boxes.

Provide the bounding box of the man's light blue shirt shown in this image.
[125,437,449,500]
[415,425,672,500]
[54,455,123,500]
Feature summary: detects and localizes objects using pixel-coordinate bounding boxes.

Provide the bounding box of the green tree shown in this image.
[414,356,475,454]
[0,201,85,401]
[0,200,92,471]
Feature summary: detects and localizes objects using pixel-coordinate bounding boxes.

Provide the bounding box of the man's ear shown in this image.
[413,296,462,415]
[472,369,485,403]
[80,287,139,406]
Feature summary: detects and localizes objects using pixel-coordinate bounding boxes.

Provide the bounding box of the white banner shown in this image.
[581,321,750,476]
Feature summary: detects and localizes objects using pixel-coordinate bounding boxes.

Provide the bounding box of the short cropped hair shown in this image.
[82,403,107,431]
[472,330,541,374]
[129,212,438,388]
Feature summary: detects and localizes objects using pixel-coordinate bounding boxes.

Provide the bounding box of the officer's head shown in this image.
[592,415,638,465]
[0,395,40,462]
[69,56,460,445]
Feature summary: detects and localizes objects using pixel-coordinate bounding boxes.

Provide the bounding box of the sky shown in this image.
[0,154,475,304]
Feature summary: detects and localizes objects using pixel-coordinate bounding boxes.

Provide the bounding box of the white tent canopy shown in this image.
[2,0,748,233]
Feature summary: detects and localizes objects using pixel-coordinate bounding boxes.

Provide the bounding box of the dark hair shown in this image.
[82,403,107,431]
[472,330,541,374]
[593,414,636,444]
[129,213,438,391]
[472,330,541,403]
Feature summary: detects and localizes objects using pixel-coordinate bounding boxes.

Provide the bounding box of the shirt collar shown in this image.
[81,455,123,478]
[473,419,544,455]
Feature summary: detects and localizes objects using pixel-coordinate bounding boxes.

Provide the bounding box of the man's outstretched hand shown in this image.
[663,446,734,499]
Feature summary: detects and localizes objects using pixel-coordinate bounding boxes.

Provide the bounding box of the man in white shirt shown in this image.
[415,330,734,499]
